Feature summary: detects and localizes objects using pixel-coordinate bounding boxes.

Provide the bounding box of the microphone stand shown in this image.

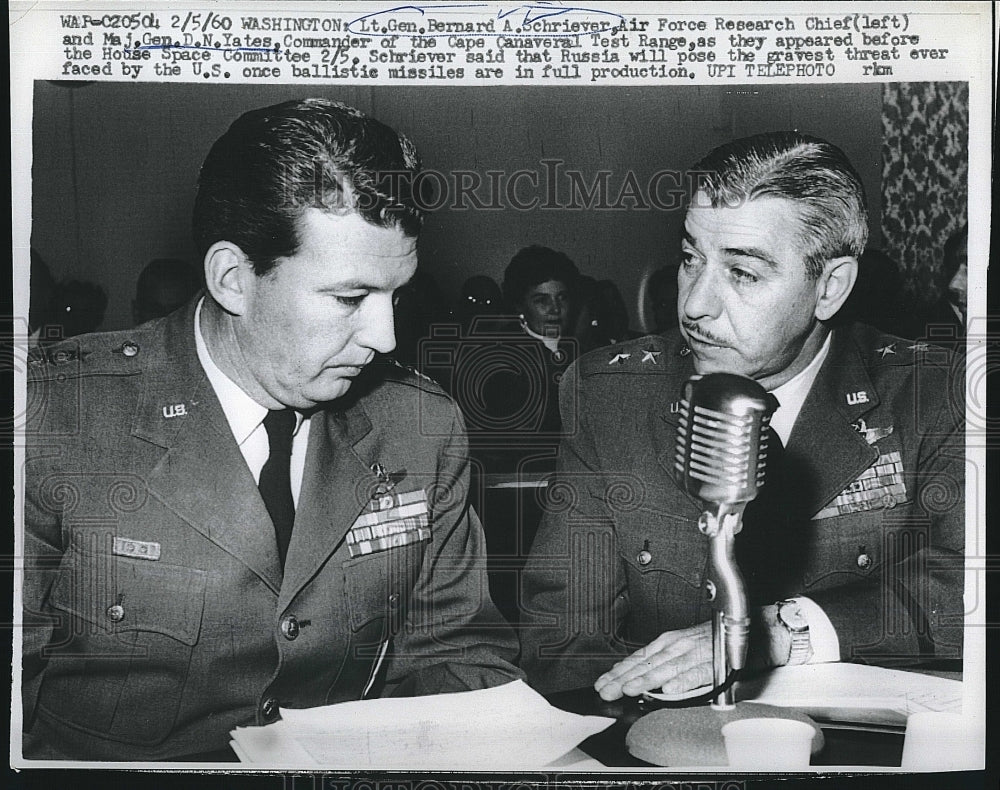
[627,501,823,765]
[698,506,750,710]
[625,373,820,764]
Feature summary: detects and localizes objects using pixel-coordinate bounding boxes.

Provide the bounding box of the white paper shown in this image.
[645,664,962,726]
[230,680,614,769]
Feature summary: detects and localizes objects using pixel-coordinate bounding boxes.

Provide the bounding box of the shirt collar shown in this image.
[193,298,302,445]
[768,331,833,445]
[521,319,561,353]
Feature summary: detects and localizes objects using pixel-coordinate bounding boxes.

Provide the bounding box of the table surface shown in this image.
[546,664,962,769]
[181,665,961,767]
[545,687,904,768]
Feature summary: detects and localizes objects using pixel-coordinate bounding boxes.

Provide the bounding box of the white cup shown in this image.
[721,717,813,769]
[901,712,983,771]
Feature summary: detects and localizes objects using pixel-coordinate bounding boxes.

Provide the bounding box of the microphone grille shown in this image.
[673,373,776,505]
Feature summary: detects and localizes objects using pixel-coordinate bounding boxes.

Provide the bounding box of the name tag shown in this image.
[813,450,908,520]
[347,489,431,558]
[112,537,161,561]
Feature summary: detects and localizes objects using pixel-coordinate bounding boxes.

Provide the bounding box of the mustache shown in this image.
[681,322,729,346]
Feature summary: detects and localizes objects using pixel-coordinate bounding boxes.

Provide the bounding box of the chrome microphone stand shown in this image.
[699,505,750,710]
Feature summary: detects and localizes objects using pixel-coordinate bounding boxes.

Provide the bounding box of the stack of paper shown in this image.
[739,663,963,726]
[230,680,614,769]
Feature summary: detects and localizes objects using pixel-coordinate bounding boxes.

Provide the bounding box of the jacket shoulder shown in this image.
[371,359,451,397]
[347,358,457,421]
[573,331,685,381]
[842,323,960,376]
[26,327,157,382]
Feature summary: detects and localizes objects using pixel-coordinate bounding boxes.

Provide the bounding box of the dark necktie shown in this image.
[738,414,788,603]
[259,409,297,566]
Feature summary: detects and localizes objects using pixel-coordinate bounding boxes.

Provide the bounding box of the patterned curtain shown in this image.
[880,82,968,303]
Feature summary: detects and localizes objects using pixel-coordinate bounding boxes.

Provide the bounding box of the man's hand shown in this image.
[594,621,713,701]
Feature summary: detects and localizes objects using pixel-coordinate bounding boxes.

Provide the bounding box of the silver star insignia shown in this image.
[876,343,897,358]
[609,353,631,365]
[907,343,930,352]
[642,349,661,364]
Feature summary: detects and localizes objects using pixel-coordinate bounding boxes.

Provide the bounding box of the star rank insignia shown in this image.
[609,352,631,365]
[907,343,930,352]
[641,349,661,364]
[876,343,897,358]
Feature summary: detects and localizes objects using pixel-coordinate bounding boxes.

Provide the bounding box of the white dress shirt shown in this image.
[193,298,310,507]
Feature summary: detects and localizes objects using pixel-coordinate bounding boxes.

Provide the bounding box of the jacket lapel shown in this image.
[654,337,699,507]
[786,329,880,519]
[133,299,284,592]
[278,402,374,608]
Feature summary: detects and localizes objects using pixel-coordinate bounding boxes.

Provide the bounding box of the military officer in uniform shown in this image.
[520,132,965,699]
[22,99,521,760]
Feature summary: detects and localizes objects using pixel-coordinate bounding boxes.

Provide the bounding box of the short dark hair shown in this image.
[688,131,868,279]
[193,98,422,276]
[501,245,580,308]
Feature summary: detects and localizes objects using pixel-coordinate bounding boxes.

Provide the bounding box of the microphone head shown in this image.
[674,372,778,507]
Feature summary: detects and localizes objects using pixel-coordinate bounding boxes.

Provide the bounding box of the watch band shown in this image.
[776,599,811,666]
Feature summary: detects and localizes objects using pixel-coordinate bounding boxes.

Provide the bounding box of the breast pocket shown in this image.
[37,543,206,745]
[343,540,426,643]
[617,515,708,642]
[799,512,884,593]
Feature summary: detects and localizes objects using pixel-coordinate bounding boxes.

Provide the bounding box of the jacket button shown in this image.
[637,550,652,566]
[387,592,400,607]
[261,697,279,720]
[280,615,300,640]
[106,604,125,622]
[857,553,873,570]
[121,341,140,357]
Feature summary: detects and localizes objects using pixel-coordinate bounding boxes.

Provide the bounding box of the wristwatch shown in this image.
[775,599,811,665]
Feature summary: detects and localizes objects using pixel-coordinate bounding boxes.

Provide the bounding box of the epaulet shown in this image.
[867,336,954,368]
[378,358,449,396]
[577,333,671,378]
[26,332,146,379]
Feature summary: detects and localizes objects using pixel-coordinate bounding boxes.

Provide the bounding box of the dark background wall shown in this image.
[31,81,884,332]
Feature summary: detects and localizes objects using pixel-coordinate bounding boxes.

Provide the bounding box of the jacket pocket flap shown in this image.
[48,544,206,646]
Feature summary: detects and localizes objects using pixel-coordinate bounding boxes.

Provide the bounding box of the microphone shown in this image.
[674,373,777,677]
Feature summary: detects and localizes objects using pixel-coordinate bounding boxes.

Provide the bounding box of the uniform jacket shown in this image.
[22,299,521,760]
[520,325,965,692]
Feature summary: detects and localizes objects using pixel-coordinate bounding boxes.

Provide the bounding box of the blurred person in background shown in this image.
[133,258,203,326]
[455,274,503,333]
[837,248,909,338]
[646,263,680,334]
[578,279,642,351]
